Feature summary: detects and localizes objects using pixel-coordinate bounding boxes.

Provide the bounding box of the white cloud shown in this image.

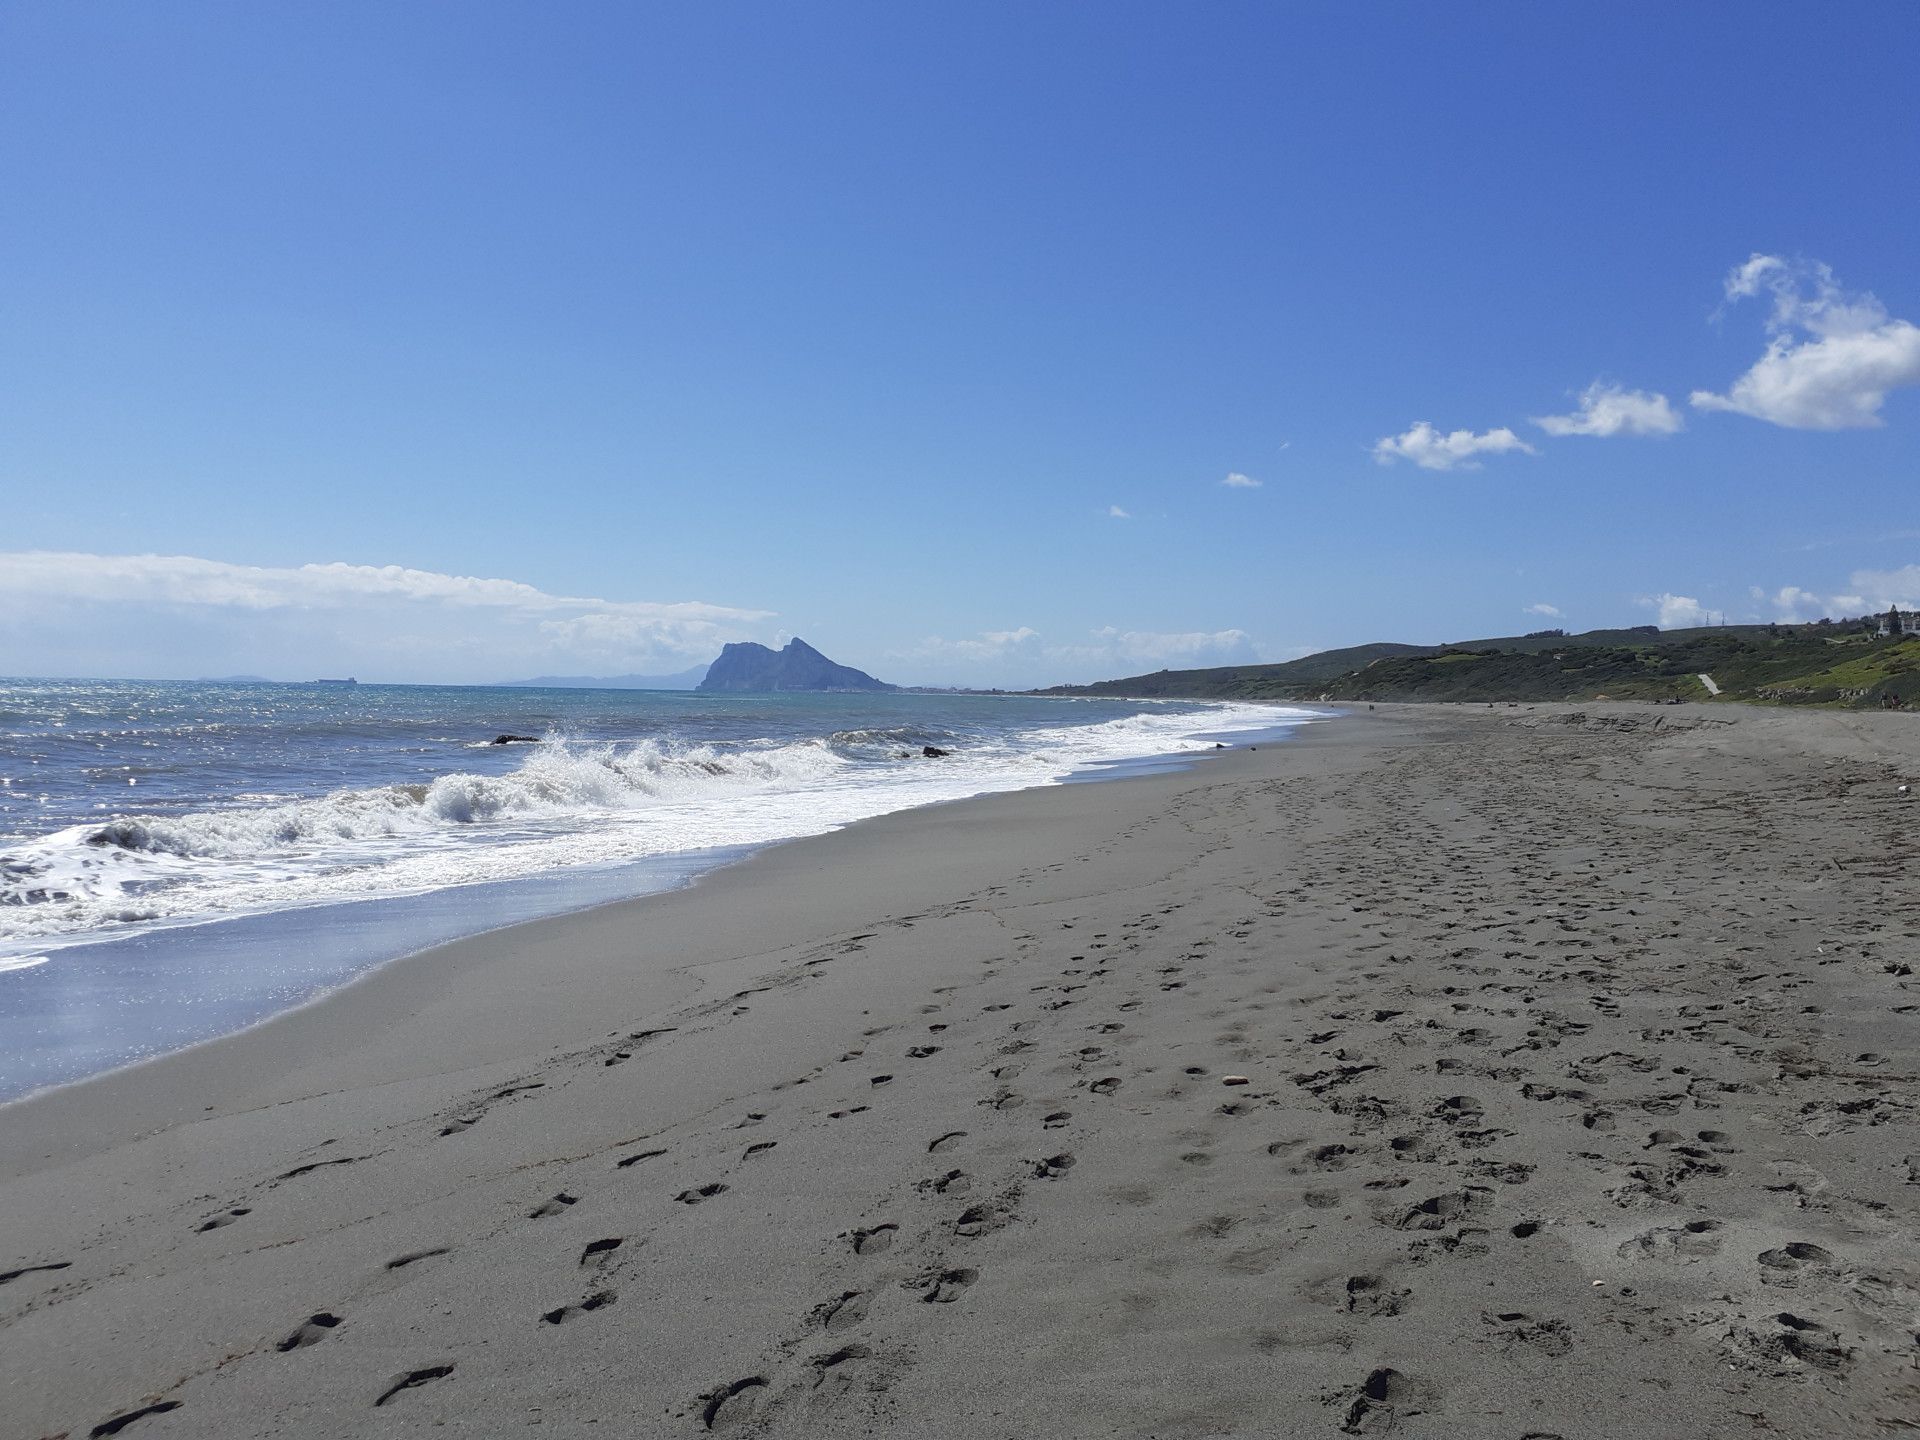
[0,551,772,681]
[1640,593,1724,629]
[1108,505,1132,519]
[895,623,1254,685]
[1749,584,1831,622]
[1524,603,1563,618]
[1534,382,1682,438]
[1221,472,1261,488]
[1371,421,1535,471]
[903,627,1044,663]
[1691,255,1920,429]
[1084,626,1255,665]
[1733,573,1920,622]
[1847,565,1920,610]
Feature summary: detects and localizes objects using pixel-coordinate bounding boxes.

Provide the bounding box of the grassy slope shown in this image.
[1039,642,1435,698]
[1046,626,1920,708]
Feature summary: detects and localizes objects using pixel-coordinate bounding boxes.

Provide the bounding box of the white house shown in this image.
[1877,607,1920,638]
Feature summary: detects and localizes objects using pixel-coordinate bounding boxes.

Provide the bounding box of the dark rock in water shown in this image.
[922,746,951,758]
[697,638,895,694]
[490,734,539,745]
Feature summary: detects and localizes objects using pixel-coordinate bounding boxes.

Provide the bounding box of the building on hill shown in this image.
[1877,607,1920,638]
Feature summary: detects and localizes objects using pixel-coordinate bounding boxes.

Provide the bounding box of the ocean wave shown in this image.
[0,701,1315,954]
[59,736,857,863]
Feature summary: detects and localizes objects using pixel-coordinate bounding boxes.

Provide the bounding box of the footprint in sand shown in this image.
[1337,1367,1437,1434]
[1385,1188,1491,1232]
[579,1237,624,1265]
[1757,1241,1836,1283]
[921,1169,970,1195]
[1616,1217,1722,1261]
[849,1224,897,1255]
[1342,1274,1411,1316]
[813,1289,870,1333]
[541,1291,616,1324]
[276,1312,343,1351]
[809,1343,872,1394]
[374,1363,455,1408]
[699,1376,768,1430]
[89,1401,183,1436]
[919,1267,978,1303]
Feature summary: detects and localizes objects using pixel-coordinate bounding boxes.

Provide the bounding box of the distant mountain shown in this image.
[494,665,710,691]
[697,638,895,693]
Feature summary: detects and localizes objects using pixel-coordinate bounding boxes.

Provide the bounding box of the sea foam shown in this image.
[0,700,1313,958]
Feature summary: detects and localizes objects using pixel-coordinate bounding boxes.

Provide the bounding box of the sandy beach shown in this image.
[3,703,1917,1439]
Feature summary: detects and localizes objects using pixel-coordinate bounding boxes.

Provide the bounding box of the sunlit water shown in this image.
[0,679,1320,1098]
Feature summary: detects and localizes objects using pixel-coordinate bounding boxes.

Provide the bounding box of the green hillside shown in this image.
[1044,620,1920,709]
[1045,642,1434,699]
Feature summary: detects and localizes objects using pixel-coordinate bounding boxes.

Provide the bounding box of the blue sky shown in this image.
[4,2,1919,686]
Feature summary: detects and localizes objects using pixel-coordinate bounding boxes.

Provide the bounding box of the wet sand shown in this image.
[2,703,1917,1439]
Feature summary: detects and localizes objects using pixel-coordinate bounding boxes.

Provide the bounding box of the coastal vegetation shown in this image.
[1044,618,1920,708]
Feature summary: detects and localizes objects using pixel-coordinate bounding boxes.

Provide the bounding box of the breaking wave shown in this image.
[0,701,1314,954]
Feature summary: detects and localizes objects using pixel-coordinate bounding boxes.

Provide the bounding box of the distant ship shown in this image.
[312,677,358,686]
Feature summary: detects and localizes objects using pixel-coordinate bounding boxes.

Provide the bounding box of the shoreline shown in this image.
[3,702,1916,1438]
[0,710,1349,1172]
[0,705,1325,1107]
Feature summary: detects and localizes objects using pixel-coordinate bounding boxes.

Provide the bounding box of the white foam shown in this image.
[0,702,1315,959]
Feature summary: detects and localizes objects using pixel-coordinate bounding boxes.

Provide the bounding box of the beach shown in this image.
[2,702,1916,1438]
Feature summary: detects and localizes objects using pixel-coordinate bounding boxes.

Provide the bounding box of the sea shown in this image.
[0,679,1322,1100]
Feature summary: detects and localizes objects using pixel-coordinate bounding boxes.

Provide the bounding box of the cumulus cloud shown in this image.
[1524,603,1563,618]
[1534,382,1682,438]
[1221,472,1261,488]
[1372,421,1535,471]
[1738,576,1919,622]
[1691,255,1920,429]
[1640,593,1724,629]
[1846,564,1920,609]
[1108,505,1132,519]
[0,551,772,682]
[1749,585,1834,622]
